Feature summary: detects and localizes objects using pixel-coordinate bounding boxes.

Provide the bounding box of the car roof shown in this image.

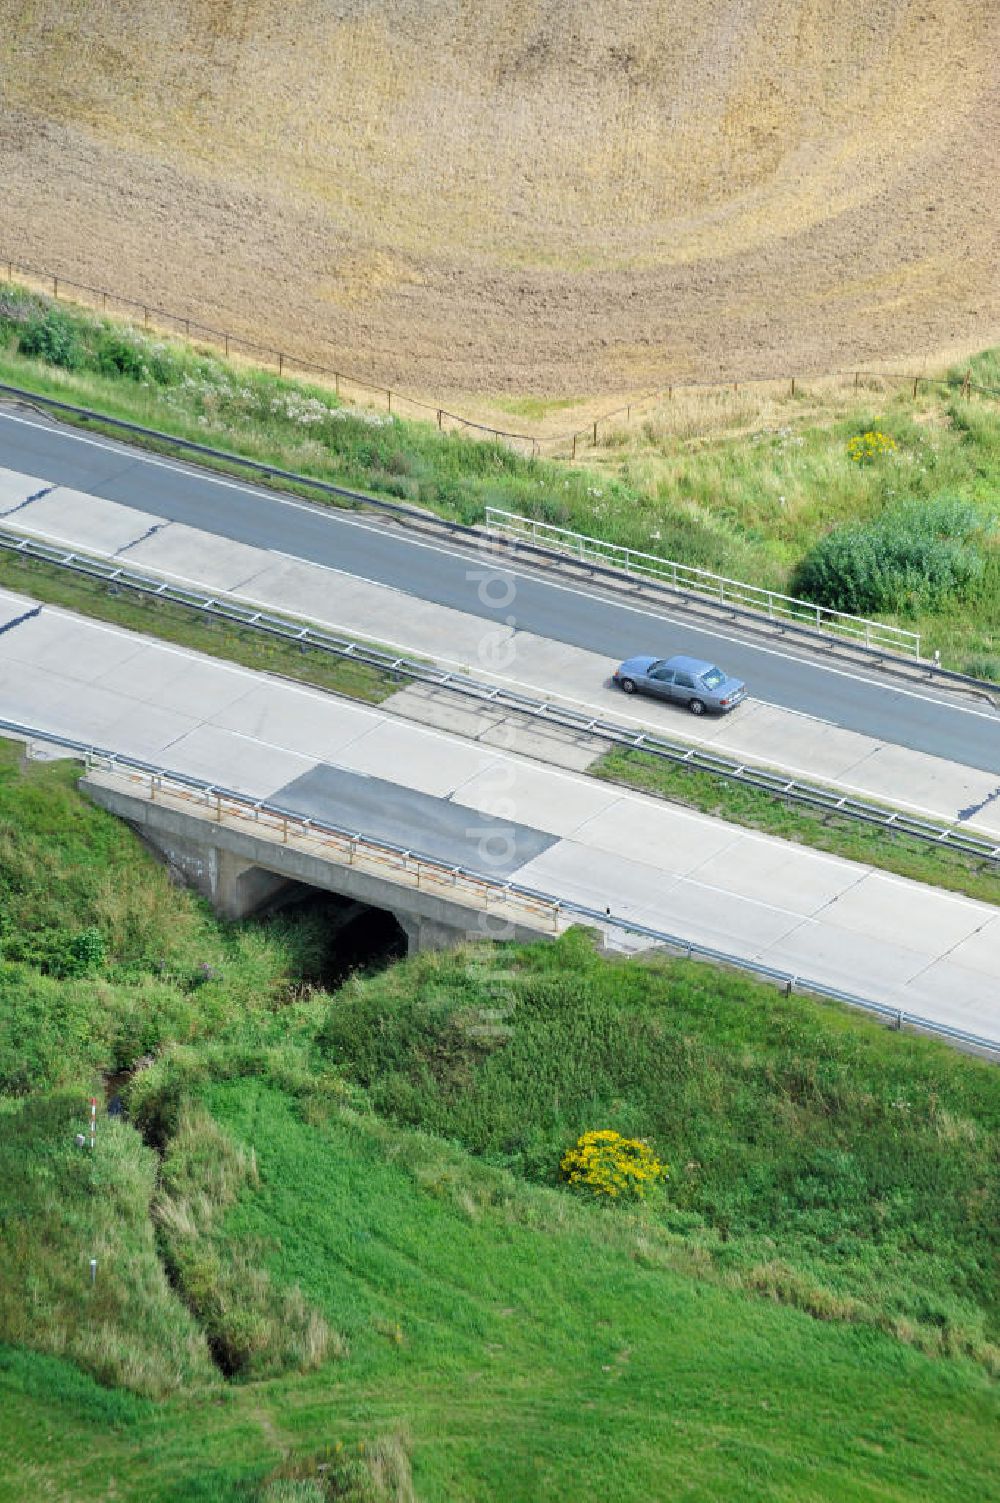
[663,654,720,676]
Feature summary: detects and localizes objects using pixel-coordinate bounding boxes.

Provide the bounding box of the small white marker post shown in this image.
[89,1258,97,1286]
[89,1097,97,1151]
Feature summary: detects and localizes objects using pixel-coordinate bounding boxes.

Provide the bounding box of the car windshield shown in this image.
[699,666,725,689]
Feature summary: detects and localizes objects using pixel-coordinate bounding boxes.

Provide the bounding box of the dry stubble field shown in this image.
[1,0,999,415]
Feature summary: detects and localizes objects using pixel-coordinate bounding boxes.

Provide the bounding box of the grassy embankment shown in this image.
[0,740,998,1499]
[0,283,997,674]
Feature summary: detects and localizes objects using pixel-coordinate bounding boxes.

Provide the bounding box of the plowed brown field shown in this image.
[1,0,998,405]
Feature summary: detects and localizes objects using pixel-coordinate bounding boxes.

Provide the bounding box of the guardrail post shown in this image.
[215,793,222,823]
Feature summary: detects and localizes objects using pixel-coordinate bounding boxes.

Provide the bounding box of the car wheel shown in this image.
[688,697,706,716]
[619,678,637,695]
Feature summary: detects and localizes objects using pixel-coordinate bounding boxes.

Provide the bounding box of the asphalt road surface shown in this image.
[2,406,998,774]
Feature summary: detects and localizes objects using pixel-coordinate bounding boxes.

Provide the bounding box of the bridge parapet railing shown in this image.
[485,508,921,657]
[85,759,564,932]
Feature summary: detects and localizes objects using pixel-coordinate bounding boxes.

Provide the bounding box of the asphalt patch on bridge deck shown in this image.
[271,763,558,878]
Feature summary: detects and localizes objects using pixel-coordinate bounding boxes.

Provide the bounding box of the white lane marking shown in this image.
[3,412,996,725]
[3,540,996,836]
[10,588,996,841]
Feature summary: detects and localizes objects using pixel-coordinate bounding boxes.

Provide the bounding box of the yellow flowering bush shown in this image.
[560,1129,667,1201]
[847,430,897,464]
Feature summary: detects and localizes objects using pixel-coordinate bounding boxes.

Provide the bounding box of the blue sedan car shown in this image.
[612,653,747,715]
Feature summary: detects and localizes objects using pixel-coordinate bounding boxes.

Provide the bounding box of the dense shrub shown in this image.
[792,496,988,615]
[17,308,83,369]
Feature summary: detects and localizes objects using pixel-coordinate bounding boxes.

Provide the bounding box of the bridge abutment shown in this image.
[82,775,555,955]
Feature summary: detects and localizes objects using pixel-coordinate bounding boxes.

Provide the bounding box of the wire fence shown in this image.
[2,253,996,460]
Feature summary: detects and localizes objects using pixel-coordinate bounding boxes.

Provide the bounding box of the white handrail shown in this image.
[485,508,921,657]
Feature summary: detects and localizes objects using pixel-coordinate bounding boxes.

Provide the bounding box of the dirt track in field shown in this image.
[1,0,998,409]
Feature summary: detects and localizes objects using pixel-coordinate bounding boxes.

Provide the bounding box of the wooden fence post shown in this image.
[388,390,392,414]
[592,420,598,445]
[53,276,58,298]
[278,352,284,376]
[437,409,442,429]
[790,378,795,397]
[572,433,577,459]
[912,376,918,399]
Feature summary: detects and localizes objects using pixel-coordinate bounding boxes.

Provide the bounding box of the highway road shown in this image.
[2,584,998,1042]
[1,406,998,775]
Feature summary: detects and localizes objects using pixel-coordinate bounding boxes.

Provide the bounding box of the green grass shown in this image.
[594,748,1000,907]
[0,550,399,705]
[1,282,997,668]
[1,726,999,1499]
[318,934,1000,1369]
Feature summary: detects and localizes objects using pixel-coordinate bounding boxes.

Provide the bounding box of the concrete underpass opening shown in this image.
[253,887,408,988]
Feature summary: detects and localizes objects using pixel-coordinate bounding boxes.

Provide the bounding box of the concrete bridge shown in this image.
[83,767,563,954]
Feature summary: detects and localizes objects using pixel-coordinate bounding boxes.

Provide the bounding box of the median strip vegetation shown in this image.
[1,743,998,1499]
[0,547,398,704]
[0,281,997,672]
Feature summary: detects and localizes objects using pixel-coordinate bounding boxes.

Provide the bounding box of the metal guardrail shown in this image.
[5,379,1000,703]
[485,508,922,657]
[2,525,998,866]
[0,715,996,1057]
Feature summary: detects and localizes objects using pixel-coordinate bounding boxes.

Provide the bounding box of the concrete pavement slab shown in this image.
[163,725,317,799]
[818,872,990,952]
[0,608,148,682]
[128,524,275,592]
[707,700,875,776]
[474,718,609,770]
[514,840,679,927]
[384,684,507,740]
[332,717,506,799]
[688,837,866,917]
[0,466,51,511]
[632,876,805,955]
[887,960,999,1038]
[0,587,45,628]
[760,922,939,993]
[90,641,256,716]
[7,486,167,554]
[842,740,1000,824]
[450,760,619,836]
[0,659,199,754]
[571,795,745,876]
[209,681,378,760]
[944,914,1000,977]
